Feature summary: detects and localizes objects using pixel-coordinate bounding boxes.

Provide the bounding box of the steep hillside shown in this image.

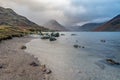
[95,15,120,31]
[69,23,103,31]
[78,23,103,31]
[0,6,47,31]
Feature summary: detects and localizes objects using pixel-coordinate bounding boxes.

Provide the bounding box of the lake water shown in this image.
[25,32,120,80]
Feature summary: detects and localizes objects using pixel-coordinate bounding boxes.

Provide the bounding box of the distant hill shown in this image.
[44,20,67,31]
[69,23,103,31]
[0,6,47,31]
[95,15,120,31]
[78,23,104,31]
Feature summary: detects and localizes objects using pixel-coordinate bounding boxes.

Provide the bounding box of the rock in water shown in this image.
[51,32,60,37]
[49,37,56,41]
[106,59,120,65]
[73,45,79,48]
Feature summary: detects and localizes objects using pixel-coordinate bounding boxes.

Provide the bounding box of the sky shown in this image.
[0,0,120,26]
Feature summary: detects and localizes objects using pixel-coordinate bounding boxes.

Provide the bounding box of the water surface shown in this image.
[26,32,120,80]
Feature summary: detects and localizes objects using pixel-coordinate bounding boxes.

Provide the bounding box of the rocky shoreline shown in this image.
[0,36,53,80]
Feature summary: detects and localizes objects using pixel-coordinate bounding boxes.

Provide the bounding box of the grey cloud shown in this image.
[0,0,120,26]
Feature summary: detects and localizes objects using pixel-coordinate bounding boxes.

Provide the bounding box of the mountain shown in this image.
[0,6,47,31]
[95,15,120,31]
[78,23,104,31]
[69,23,104,31]
[44,20,67,31]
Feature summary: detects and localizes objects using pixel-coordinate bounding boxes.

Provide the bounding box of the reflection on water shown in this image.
[26,32,120,80]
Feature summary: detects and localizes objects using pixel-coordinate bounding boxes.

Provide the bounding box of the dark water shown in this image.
[26,32,120,80]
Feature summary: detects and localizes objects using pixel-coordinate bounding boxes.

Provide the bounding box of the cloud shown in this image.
[0,0,120,26]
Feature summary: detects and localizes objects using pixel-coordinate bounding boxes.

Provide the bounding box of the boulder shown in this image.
[49,37,56,41]
[73,45,79,48]
[51,32,60,37]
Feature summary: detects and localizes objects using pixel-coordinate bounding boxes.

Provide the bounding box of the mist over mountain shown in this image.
[78,23,104,31]
[69,23,104,31]
[44,20,67,31]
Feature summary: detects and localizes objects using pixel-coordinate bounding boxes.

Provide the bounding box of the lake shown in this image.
[25,32,120,80]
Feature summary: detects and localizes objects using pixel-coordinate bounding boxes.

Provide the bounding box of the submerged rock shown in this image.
[73,45,85,49]
[101,40,106,43]
[82,46,85,48]
[61,34,65,36]
[71,34,76,36]
[73,45,79,48]
[106,59,120,65]
[41,35,50,39]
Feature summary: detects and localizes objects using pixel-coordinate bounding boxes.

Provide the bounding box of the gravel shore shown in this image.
[0,36,53,80]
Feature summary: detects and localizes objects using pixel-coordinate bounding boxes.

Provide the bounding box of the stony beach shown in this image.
[0,36,53,80]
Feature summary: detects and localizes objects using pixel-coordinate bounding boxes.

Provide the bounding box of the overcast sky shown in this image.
[0,0,120,26]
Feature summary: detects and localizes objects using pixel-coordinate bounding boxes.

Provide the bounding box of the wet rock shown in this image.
[51,32,60,37]
[29,61,39,67]
[21,45,27,50]
[49,37,56,41]
[106,59,120,65]
[73,45,79,48]
[73,45,85,49]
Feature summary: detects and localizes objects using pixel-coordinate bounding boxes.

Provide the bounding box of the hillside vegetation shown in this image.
[0,25,33,41]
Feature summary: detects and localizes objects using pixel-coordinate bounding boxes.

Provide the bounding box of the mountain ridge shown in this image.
[69,22,104,31]
[95,14,120,31]
[0,6,47,31]
[44,20,67,31]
